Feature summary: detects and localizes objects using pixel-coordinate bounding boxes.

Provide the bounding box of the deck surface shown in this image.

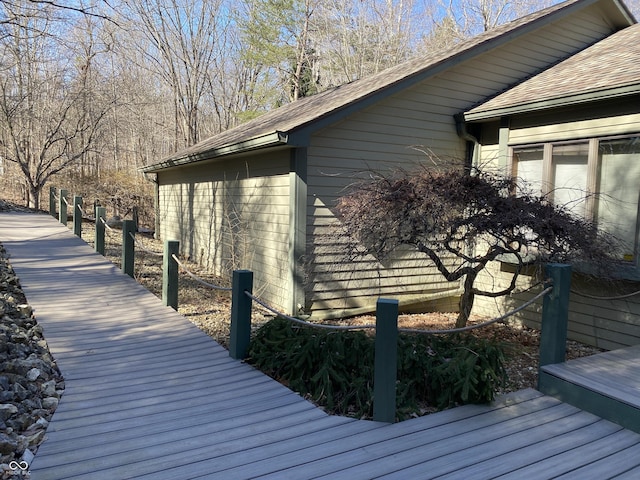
[542,345,640,408]
[4,211,640,479]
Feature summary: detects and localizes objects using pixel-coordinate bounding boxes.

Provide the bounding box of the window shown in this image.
[512,135,640,271]
[551,143,589,218]
[596,137,640,263]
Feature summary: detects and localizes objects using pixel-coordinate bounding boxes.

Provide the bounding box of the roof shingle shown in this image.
[466,23,640,119]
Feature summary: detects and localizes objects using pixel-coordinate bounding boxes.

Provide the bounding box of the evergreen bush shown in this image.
[247,317,507,420]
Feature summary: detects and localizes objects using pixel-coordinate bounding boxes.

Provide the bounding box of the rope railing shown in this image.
[99,216,118,235]
[570,288,640,301]
[129,231,163,257]
[171,254,232,291]
[243,284,554,335]
[399,286,553,334]
[245,291,376,330]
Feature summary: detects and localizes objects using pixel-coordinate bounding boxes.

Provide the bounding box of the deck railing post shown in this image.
[539,263,572,368]
[122,219,136,278]
[95,206,106,255]
[73,196,83,238]
[49,186,56,217]
[163,240,179,310]
[59,189,68,225]
[230,270,253,360]
[373,298,399,423]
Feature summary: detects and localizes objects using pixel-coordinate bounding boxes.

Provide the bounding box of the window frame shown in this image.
[510,133,640,280]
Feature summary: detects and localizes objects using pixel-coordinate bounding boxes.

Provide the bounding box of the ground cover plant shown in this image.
[247,317,507,420]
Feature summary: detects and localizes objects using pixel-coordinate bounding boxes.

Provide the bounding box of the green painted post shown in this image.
[539,263,572,368]
[162,240,180,310]
[373,298,399,423]
[73,196,83,238]
[49,187,56,217]
[229,270,253,360]
[59,189,68,225]
[95,206,106,255]
[122,219,136,278]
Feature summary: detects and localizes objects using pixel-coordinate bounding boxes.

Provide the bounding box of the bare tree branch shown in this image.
[336,165,622,327]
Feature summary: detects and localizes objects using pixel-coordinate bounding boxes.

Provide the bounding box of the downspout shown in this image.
[454,113,480,171]
[454,113,480,310]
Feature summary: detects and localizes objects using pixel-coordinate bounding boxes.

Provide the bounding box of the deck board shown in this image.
[4,212,640,479]
[542,345,640,408]
[265,401,584,479]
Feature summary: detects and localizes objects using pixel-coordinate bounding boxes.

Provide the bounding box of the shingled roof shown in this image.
[465,22,640,121]
[143,0,634,172]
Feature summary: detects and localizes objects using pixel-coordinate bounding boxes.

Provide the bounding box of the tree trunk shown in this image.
[27,183,40,210]
[456,270,478,328]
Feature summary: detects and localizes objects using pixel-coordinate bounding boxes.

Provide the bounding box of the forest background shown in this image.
[1,0,639,225]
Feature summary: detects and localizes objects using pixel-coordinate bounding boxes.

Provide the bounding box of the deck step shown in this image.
[539,345,640,433]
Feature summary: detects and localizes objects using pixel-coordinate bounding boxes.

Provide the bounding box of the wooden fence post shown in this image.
[162,240,179,310]
[95,206,106,255]
[539,263,572,367]
[373,298,399,423]
[49,187,56,218]
[122,219,136,278]
[59,189,68,225]
[73,196,83,238]
[229,270,253,360]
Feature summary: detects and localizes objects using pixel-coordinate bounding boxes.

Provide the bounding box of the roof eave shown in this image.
[463,83,640,122]
[141,131,290,173]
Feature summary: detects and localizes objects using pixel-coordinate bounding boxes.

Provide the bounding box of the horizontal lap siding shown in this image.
[307,90,466,315]
[304,6,618,317]
[474,263,640,350]
[158,154,291,311]
[509,112,640,145]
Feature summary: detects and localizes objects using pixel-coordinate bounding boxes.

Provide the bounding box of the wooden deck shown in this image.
[540,345,640,433]
[4,211,640,479]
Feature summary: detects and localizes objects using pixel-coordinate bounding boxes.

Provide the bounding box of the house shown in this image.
[463,21,640,350]
[142,0,637,342]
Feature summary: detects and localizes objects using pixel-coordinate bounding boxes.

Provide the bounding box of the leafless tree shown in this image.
[311,0,424,87]
[119,0,226,149]
[0,0,110,209]
[336,165,619,328]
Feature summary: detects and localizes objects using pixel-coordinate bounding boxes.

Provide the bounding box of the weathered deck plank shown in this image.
[543,346,640,402]
[4,211,640,479]
[258,400,582,479]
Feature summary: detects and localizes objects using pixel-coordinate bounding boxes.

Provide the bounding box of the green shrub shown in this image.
[247,317,507,420]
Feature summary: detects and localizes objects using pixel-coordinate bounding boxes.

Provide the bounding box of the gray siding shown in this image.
[303,3,617,317]
[473,264,640,350]
[510,110,640,145]
[158,152,291,311]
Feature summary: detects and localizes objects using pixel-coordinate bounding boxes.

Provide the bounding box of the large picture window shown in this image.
[512,135,640,269]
